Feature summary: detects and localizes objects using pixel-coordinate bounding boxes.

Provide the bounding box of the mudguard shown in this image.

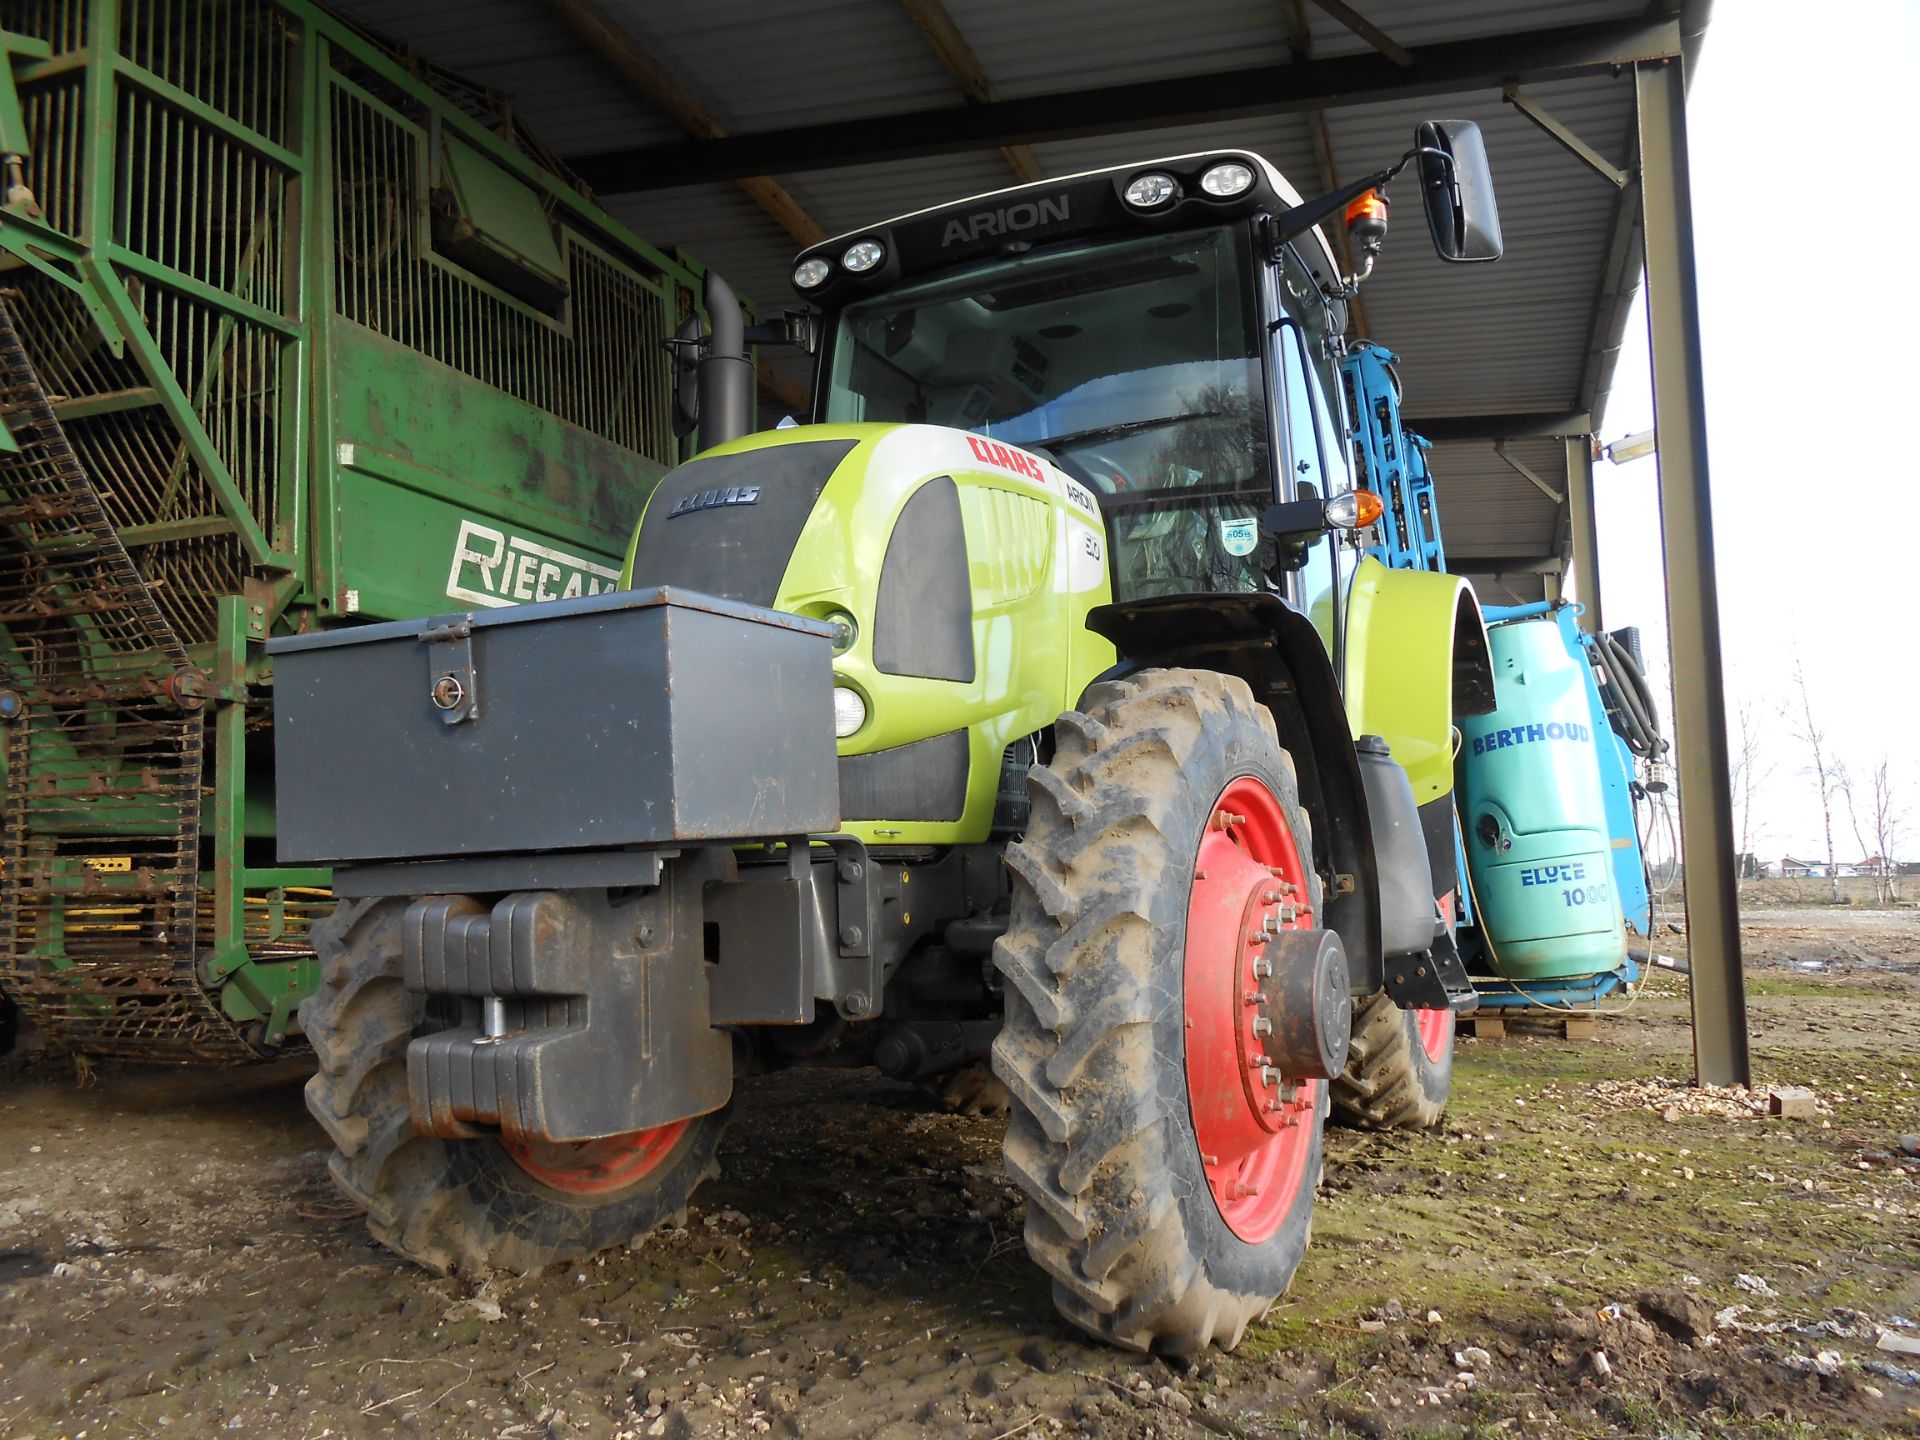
[1085,593,1384,996]
[1342,557,1495,806]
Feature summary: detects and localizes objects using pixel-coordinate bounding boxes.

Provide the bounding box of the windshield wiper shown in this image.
[1027,408,1228,454]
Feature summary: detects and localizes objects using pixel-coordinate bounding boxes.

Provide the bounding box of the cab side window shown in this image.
[1274,246,1349,654]
[1279,247,1352,495]
[1277,321,1338,652]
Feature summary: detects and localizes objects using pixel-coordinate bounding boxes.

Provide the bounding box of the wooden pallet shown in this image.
[1462,1011,1600,1041]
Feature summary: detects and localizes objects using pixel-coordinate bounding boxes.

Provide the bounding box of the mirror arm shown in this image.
[742,308,819,355]
[1270,168,1397,247]
[1269,148,1454,248]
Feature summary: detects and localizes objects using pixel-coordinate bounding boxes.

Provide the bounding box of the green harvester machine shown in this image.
[0,0,709,1062]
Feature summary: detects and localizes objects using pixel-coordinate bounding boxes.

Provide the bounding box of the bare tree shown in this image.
[1841,764,1871,899]
[1789,661,1842,903]
[1728,698,1773,882]
[1869,756,1905,903]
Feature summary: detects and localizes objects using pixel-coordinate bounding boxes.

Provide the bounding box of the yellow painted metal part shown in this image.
[623,423,1117,848]
[1342,555,1487,805]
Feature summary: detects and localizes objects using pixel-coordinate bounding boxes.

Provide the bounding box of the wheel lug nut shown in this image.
[1213,810,1246,830]
[1261,1066,1281,1088]
[1252,1016,1272,1037]
[1232,1181,1261,1198]
[1251,957,1273,979]
[1243,990,1263,1006]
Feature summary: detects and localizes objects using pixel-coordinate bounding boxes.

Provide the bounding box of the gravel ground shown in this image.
[2,908,1918,1439]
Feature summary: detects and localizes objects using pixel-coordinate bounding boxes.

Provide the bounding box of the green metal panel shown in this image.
[436,133,570,308]
[0,0,706,1062]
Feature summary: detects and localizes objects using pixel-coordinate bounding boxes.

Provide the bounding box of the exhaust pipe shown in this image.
[696,271,752,453]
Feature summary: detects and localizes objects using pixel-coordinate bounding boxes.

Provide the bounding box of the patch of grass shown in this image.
[1744,975,1871,999]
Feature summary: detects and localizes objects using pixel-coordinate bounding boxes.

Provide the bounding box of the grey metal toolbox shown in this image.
[268,586,839,865]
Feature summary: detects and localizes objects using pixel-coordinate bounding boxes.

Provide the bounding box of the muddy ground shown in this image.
[3,906,1919,1439]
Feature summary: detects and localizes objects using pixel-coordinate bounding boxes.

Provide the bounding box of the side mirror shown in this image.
[1416,120,1503,263]
[1264,498,1330,538]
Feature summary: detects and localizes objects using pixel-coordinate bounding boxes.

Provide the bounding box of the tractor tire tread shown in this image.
[992,667,1322,1355]
[1329,991,1451,1129]
[298,896,728,1277]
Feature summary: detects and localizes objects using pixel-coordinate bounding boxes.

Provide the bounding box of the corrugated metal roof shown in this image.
[334,0,1682,600]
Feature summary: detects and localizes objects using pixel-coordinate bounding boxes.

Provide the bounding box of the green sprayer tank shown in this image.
[0,0,712,1062]
[1456,616,1627,980]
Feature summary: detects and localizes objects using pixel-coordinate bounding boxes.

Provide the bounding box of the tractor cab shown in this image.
[790,153,1357,609]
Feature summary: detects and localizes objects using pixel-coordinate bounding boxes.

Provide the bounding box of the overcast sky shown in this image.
[1591,0,1918,865]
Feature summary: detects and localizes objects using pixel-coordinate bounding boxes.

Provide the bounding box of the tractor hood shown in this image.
[621,422,1117,846]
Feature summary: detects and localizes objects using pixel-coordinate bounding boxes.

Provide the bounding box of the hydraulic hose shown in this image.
[1593,632,1664,759]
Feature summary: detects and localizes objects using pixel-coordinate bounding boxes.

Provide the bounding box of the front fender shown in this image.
[1084,592,1383,996]
[1343,557,1495,805]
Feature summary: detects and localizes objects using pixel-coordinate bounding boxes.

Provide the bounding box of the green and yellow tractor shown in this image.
[273,133,1504,1353]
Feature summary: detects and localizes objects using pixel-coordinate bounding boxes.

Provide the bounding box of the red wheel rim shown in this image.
[1419,891,1456,1061]
[1183,775,1321,1245]
[501,1120,689,1196]
[1416,1005,1452,1063]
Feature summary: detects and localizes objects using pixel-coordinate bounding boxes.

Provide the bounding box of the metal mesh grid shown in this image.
[6,276,256,649]
[115,88,291,313]
[118,0,292,147]
[6,0,87,54]
[0,295,247,1062]
[2,0,686,1061]
[330,83,674,457]
[16,74,86,241]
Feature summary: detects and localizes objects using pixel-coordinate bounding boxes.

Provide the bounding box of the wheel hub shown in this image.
[1183,776,1323,1244]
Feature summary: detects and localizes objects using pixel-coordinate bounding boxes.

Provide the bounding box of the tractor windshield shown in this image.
[824,226,1272,596]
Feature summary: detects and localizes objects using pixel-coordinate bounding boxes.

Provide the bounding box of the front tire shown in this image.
[992,668,1327,1354]
[299,898,729,1275]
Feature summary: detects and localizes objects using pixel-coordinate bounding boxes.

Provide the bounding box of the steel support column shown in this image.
[1565,435,1603,633]
[1635,58,1749,1087]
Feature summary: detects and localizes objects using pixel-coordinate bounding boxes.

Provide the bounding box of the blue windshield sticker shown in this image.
[1220,516,1259,557]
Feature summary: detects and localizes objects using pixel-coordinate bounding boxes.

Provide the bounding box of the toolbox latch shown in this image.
[420,614,477,725]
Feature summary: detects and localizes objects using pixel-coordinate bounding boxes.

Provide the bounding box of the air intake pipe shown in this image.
[696,270,752,453]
